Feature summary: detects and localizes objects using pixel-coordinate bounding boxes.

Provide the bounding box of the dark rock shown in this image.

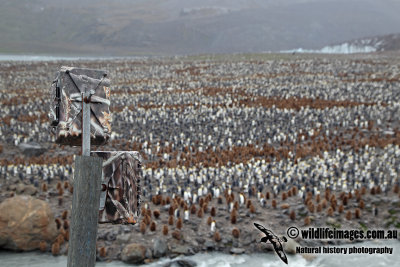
[195,237,205,244]
[121,243,147,264]
[18,142,46,157]
[204,240,215,250]
[106,231,118,241]
[164,259,197,267]
[153,238,168,258]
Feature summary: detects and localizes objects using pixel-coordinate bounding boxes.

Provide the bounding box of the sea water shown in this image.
[0,240,398,267]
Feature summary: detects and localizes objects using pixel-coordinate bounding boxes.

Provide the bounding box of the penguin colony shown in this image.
[0,53,399,260]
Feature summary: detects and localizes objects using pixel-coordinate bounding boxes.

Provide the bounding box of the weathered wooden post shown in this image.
[49,67,111,267]
[68,155,102,266]
[67,87,102,267]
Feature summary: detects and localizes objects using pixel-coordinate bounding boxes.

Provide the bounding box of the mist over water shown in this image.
[1,240,398,267]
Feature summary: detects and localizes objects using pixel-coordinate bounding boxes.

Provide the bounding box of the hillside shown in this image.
[1,0,400,55]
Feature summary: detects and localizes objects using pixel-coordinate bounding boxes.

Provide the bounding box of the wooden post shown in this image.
[67,156,102,267]
[68,88,101,266]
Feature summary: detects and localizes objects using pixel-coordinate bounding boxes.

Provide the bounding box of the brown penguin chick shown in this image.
[207,216,213,225]
[338,204,344,213]
[214,231,222,242]
[146,209,152,218]
[289,210,296,221]
[190,204,197,214]
[141,206,147,215]
[68,185,73,194]
[55,218,62,230]
[316,194,321,203]
[307,202,315,213]
[394,184,399,194]
[210,206,216,217]
[57,234,65,245]
[58,196,63,206]
[292,186,297,196]
[197,207,204,218]
[143,215,151,225]
[150,221,157,231]
[176,218,183,230]
[266,191,271,200]
[359,199,365,209]
[230,210,237,224]
[58,187,64,196]
[199,198,204,207]
[282,192,287,201]
[321,199,327,209]
[41,183,48,192]
[361,186,366,195]
[232,228,240,238]
[56,181,62,190]
[325,189,330,201]
[62,210,68,220]
[331,201,337,211]
[202,203,208,213]
[316,203,322,213]
[233,201,239,211]
[346,210,352,220]
[152,195,157,205]
[140,221,146,234]
[180,199,185,208]
[63,220,69,230]
[355,208,361,219]
[168,206,174,216]
[271,199,277,209]
[304,216,311,226]
[327,207,334,217]
[249,204,256,214]
[370,187,376,195]
[64,230,70,241]
[63,181,69,189]
[246,200,252,209]
[342,195,348,206]
[168,215,174,225]
[51,242,60,256]
[171,230,181,240]
[162,225,169,235]
[153,209,161,219]
[39,241,47,252]
[99,247,106,258]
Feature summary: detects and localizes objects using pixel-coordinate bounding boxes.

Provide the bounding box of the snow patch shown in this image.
[282,43,378,54]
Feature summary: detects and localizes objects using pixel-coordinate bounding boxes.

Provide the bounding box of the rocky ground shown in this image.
[0,52,400,265]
